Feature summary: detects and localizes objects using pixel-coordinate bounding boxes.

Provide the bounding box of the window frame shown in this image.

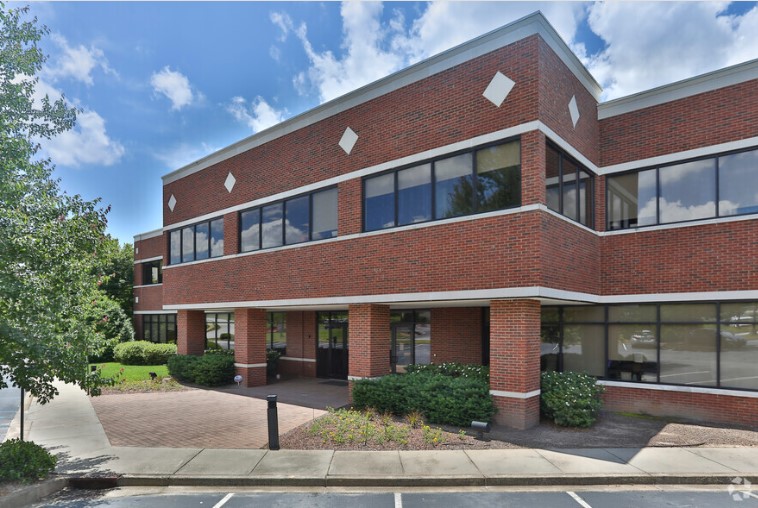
[545,141,595,227]
[141,260,162,285]
[168,217,225,265]
[362,138,522,233]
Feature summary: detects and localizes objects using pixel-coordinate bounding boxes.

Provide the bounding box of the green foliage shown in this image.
[91,236,134,316]
[352,369,495,427]
[167,353,235,386]
[307,408,413,448]
[0,4,111,402]
[113,341,176,366]
[86,291,134,362]
[540,371,605,428]
[91,362,169,382]
[0,439,57,482]
[405,362,489,382]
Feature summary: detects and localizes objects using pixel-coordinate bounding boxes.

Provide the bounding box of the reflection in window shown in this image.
[435,153,473,219]
[545,144,594,226]
[659,325,716,386]
[476,142,520,213]
[142,260,162,285]
[169,218,224,265]
[562,324,604,376]
[607,170,657,229]
[267,312,287,354]
[261,203,284,249]
[312,188,338,240]
[206,312,235,350]
[210,219,224,257]
[659,159,716,223]
[195,222,209,260]
[719,150,758,216]
[720,302,758,390]
[365,173,395,231]
[182,226,194,263]
[285,195,310,245]
[240,209,260,252]
[143,314,177,344]
[170,230,181,265]
[398,164,432,225]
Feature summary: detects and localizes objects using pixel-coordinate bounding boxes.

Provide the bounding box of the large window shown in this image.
[607,146,758,230]
[169,218,224,265]
[267,312,287,354]
[141,260,162,285]
[143,314,177,344]
[390,310,431,373]
[240,187,338,252]
[543,302,758,391]
[206,312,235,350]
[545,144,594,227]
[363,140,520,232]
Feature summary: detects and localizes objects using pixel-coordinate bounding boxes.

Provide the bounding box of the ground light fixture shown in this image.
[234,374,242,387]
[471,420,491,441]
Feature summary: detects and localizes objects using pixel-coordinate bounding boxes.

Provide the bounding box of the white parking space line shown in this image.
[212,493,234,508]
[395,492,403,508]
[567,491,593,508]
[746,491,758,500]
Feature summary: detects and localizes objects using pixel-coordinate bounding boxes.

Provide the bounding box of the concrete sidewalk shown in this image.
[7,382,758,489]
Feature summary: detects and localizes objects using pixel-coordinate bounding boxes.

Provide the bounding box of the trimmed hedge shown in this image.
[352,369,495,427]
[540,371,604,428]
[113,341,176,365]
[405,362,489,382]
[167,352,234,386]
[0,439,57,482]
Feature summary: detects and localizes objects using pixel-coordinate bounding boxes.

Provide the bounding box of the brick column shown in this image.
[177,310,206,356]
[489,299,541,429]
[234,308,268,387]
[348,304,390,382]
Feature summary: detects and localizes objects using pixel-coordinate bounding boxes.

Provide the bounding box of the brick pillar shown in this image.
[234,308,268,387]
[489,299,541,429]
[348,304,390,398]
[177,310,206,356]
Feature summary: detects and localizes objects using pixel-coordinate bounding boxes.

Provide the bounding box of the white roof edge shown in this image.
[599,58,758,119]
[162,11,601,186]
[133,228,164,242]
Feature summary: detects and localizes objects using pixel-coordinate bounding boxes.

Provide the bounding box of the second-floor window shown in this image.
[169,218,224,265]
[545,143,594,227]
[142,260,162,285]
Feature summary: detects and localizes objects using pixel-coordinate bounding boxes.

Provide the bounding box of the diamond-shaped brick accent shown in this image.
[224,172,236,193]
[483,71,515,107]
[339,127,358,155]
[568,95,580,128]
[168,194,177,212]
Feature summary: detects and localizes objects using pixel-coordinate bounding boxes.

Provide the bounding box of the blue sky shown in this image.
[16,1,758,245]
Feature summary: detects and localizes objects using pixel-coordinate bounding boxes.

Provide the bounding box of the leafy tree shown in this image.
[92,236,134,316]
[0,4,111,401]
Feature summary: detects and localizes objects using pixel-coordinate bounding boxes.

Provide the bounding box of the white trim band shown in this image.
[280,357,317,363]
[490,389,541,399]
[133,283,162,289]
[133,310,178,315]
[134,255,163,265]
[598,380,758,399]
[347,375,385,381]
[234,363,266,369]
[134,229,163,242]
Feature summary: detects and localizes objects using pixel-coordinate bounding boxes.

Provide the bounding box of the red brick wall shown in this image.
[135,235,165,260]
[601,220,758,295]
[537,37,600,166]
[177,310,205,356]
[600,79,758,167]
[134,285,163,312]
[430,308,482,364]
[348,304,391,378]
[602,384,758,428]
[162,36,543,227]
[540,214,601,294]
[234,308,267,387]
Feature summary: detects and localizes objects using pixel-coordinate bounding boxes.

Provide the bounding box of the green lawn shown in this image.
[91,362,169,382]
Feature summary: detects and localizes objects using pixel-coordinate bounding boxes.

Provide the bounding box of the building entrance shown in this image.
[316,312,348,379]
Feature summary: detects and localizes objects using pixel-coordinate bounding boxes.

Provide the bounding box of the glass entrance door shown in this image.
[316,312,348,379]
[391,323,413,373]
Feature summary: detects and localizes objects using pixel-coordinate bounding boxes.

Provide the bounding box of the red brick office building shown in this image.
[133,13,758,429]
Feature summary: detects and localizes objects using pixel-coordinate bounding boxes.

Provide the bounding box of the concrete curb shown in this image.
[1,477,68,508]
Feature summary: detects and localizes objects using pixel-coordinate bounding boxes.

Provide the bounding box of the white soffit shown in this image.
[133,228,164,242]
[161,11,601,185]
[599,58,758,119]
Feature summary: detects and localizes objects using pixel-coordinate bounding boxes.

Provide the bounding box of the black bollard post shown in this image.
[267,394,280,450]
[20,388,24,441]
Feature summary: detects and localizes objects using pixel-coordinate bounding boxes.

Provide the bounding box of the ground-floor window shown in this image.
[142,314,177,344]
[316,312,348,379]
[542,302,758,391]
[267,312,286,355]
[390,310,431,373]
[206,312,235,350]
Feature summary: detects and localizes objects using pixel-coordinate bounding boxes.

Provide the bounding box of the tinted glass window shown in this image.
[240,209,260,252]
[181,226,194,262]
[607,169,657,229]
[545,145,560,213]
[719,149,758,216]
[476,142,520,213]
[312,188,338,240]
[261,203,284,249]
[398,164,432,225]
[210,219,224,257]
[562,158,578,221]
[365,173,395,231]
[285,195,310,245]
[170,230,181,265]
[659,159,716,223]
[435,153,473,219]
[195,222,209,260]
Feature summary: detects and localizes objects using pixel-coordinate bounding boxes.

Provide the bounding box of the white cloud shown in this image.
[45,109,125,167]
[585,2,758,99]
[45,33,115,85]
[154,142,218,170]
[150,66,197,110]
[227,96,287,133]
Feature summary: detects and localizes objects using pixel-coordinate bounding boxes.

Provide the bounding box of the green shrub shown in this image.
[0,439,57,482]
[352,370,495,427]
[405,362,489,382]
[114,341,177,365]
[540,371,604,428]
[167,353,234,386]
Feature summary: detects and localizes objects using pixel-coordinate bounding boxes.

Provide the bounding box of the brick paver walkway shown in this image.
[91,389,325,448]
